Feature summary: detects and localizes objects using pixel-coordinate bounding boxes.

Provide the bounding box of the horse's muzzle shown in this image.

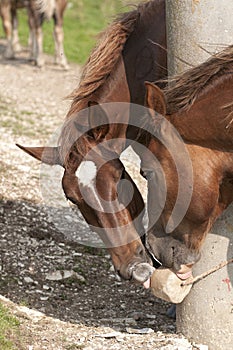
[131,262,155,284]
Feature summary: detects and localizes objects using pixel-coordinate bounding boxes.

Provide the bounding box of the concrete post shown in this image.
[176,205,233,349]
[166,0,233,75]
[166,1,233,348]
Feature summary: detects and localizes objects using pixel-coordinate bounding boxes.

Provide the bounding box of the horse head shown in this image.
[17,103,155,285]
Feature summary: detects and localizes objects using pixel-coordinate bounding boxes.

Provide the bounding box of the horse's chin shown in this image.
[143,278,151,289]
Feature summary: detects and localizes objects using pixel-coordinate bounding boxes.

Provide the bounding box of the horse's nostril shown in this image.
[136,245,146,258]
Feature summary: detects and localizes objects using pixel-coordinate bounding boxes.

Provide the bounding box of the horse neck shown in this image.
[168,75,233,152]
[95,56,130,104]
[122,0,167,105]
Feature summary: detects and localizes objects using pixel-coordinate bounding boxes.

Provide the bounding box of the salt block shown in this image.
[150,268,193,304]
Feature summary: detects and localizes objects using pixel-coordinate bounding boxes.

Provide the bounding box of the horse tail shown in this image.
[35,0,56,20]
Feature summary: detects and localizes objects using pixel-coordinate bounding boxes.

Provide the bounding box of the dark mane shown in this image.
[67,0,161,117]
[67,10,138,117]
[164,45,233,114]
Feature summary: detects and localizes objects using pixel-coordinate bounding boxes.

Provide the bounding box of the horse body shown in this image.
[169,75,233,151]
[164,45,233,151]
[0,0,68,68]
[18,0,167,284]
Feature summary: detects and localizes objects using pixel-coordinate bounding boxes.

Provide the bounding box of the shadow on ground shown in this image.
[0,199,175,332]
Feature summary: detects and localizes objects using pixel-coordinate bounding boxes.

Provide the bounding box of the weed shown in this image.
[0,303,20,350]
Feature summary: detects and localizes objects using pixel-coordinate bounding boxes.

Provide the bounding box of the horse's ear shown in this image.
[16,144,63,166]
[145,82,166,116]
[87,101,109,141]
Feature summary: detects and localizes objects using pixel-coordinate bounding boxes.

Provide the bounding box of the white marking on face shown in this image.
[76,160,97,187]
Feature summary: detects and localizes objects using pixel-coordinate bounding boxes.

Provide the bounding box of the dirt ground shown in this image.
[0,40,204,349]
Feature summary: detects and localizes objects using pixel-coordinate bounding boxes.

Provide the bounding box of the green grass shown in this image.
[0,0,131,65]
[0,303,20,350]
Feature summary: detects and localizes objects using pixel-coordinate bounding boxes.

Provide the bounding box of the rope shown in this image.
[181,257,233,287]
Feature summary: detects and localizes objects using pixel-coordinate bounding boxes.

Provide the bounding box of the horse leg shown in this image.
[53,0,69,69]
[0,1,14,58]
[27,5,44,67]
[35,24,44,68]
[27,7,36,61]
[11,6,21,52]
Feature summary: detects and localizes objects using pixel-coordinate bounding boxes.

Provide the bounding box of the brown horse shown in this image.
[18,0,167,285]
[0,0,68,68]
[141,46,233,279]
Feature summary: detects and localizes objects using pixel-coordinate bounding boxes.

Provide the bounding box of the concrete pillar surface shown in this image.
[166,0,233,74]
[176,205,233,349]
[166,1,233,348]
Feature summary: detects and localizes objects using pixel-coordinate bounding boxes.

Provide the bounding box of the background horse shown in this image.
[0,0,68,68]
[18,0,167,285]
[0,0,25,56]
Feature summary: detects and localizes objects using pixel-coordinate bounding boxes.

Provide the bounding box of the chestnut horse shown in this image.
[18,0,167,285]
[0,0,68,68]
[140,45,233,279]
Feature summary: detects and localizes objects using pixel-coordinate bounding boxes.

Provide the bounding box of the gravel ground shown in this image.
[0,40,203,349]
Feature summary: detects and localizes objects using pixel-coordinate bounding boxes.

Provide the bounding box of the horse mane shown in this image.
[66,12,137,117]
[164,45,233,114]
[67,0,161,117]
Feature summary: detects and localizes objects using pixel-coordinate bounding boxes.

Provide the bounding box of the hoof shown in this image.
[4,46,15,59]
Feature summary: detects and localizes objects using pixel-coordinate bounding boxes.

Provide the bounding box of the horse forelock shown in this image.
[164,45,233,115]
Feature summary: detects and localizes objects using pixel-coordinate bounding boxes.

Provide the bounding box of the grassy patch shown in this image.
[0,0,131,65]
[0,96,57,138]
[0,110,53,137]
[0,303,20,350]
[61,0,129,64]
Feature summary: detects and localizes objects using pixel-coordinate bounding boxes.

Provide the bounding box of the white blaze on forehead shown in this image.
[76,161,97,187]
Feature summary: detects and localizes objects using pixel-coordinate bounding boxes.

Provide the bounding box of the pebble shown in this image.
[126,327,154,334]
[24,277,34,284]
[42,285,50,290]
[45,270,85,282]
